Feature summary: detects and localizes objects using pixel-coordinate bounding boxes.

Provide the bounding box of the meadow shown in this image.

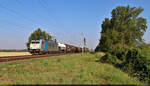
[0,53,141,84]
[0,52,31,57]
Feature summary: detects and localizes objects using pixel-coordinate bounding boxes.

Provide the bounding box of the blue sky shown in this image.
[0,0,149,49]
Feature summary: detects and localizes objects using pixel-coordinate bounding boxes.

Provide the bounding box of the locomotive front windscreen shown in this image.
[31,42,40,44]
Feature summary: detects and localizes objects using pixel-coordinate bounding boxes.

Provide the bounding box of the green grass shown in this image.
[0,53,141,84]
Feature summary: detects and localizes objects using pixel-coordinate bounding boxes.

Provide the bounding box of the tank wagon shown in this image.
[58,43,66,52]
[29,39,87,55]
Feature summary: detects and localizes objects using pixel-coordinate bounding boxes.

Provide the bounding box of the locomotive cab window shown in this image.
[31,42,40,44]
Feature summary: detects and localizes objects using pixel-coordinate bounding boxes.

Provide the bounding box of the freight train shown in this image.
[29,39,88,55]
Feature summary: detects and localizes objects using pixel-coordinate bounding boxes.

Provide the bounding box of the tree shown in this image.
[95,5,147,52]
[26,28,52,50]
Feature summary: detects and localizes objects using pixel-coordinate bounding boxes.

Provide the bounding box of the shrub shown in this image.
[100,52,122,65]
[123,48,150,82]
[99,48,150,83]
[110,49,127,61]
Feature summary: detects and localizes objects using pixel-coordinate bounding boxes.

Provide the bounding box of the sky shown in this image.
[0,0,150,50]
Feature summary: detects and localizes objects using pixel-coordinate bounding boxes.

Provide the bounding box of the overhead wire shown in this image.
[0,2,51,30]
[39,0,84,47]
[0,19,30,31]
[0,2,39,38]
[39,0,80,45]
[0,4,37,24]
[38,0,66,42]
[0,4,33,33]
[38,0,66,29]
[15,0,24,6]
[0,1,49,35]
[14,0,50,34]
[15,0,52,26]
[38,0,58,27]
[14,0,63,41]
[0,11,30,33]
[15,0,59,37]
[41,0,66,29]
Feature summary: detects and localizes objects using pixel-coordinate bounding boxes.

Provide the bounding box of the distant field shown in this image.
[0,53,141,84]
[0,52,31,57]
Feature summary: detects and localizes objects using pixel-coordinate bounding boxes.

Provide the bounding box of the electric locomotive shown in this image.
[29,39,87,55]
[29,39,59,54]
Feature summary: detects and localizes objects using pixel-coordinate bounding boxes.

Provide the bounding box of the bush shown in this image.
[100,52,122,65]
[99,48,150,83]
[114,49,127,61]
[122,48,150,82]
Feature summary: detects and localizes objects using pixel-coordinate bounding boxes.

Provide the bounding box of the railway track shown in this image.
[0,53,67,62]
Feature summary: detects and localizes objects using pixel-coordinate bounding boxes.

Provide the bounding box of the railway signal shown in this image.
[82,33,87,53]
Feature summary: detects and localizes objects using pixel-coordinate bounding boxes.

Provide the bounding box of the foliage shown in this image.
[95,5,147,52]
[100,48,127,66]
[100,48,150,83]
[26,28,52,49]
[113,48,127,61]
[122,48,150,82]
[100,52,122,66]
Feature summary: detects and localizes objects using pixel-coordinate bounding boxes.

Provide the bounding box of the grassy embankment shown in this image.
[0,52,31,57]
[0,53,141,84]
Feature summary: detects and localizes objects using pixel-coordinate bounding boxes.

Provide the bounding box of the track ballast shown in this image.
[0,53,67,62]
